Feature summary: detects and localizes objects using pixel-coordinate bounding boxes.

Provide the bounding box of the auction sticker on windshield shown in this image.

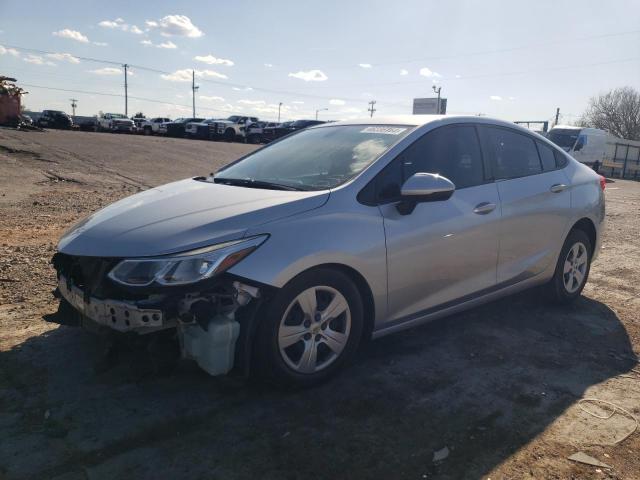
[360,126,408,135]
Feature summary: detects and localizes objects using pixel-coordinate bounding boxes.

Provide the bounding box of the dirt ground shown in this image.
[0,128,639,480]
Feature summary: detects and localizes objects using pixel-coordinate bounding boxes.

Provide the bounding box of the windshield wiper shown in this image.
[213,177,306,191]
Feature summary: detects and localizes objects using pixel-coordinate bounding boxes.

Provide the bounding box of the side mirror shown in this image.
[397,173,455,215]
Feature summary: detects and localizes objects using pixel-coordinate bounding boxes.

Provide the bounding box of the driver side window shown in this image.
[375,124,486,203]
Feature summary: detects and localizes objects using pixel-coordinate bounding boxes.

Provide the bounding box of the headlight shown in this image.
[107,235,267,287]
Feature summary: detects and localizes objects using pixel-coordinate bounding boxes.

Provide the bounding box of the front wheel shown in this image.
[254,268,363,387]
[546,229,592,303]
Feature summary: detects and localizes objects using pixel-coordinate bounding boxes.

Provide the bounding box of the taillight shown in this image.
[599,175,606,191]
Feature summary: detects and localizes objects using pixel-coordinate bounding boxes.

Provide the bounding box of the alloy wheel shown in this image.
[277,286,351,374]
[563,241,588,293]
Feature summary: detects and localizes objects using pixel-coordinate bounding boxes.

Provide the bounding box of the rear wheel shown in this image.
[546,229,592,303]
[254,268,363,387]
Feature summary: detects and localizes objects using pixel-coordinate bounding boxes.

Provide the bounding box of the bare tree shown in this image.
[579,86,640,140]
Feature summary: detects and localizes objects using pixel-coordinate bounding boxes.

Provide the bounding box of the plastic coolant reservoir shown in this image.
[180,315,240,376]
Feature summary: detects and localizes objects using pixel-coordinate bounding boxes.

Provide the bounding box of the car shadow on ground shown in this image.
[0,290,635,480]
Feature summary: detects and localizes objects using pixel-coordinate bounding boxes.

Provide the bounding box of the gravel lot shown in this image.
[0,128,639,480]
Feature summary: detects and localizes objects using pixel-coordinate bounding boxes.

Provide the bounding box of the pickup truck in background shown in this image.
[158,117,204,137]
[185,118,219,139]
[97,113,135,133]
[209,116,259,142]
[139,117,172,135]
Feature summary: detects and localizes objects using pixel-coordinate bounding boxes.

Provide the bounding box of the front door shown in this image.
[377,124,500,324]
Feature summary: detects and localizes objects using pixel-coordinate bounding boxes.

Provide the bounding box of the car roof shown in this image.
[318,114,540,133]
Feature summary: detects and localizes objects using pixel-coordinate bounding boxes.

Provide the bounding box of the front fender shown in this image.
[228,201,388,325]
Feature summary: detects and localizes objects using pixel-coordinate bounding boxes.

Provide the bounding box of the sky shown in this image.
[1,0,639,124]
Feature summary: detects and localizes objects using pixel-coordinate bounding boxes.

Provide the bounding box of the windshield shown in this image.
[215,124,412,191]
[548,129,580,149]
[109,113,126,119]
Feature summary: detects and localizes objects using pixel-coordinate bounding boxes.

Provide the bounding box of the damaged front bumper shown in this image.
[51,252,267,376]
[58,274,167,332]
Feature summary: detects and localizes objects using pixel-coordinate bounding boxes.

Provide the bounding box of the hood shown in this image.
[58,178,329,257]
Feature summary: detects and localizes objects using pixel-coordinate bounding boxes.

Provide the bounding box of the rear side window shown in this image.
[536,141,556,171]
[481,126,542,179]
[554,150,568,168]
[375,124,485,202]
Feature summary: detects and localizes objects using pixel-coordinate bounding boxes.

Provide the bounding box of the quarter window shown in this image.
[536,141,557,171]
[482,127,542,179]
[375,125,485,202]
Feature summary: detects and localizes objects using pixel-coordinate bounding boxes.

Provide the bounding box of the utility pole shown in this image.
[192,69,199,117]
[432,85,442,114]
[554,107,560,126]
[123,64,128,117]
[367,100,376,118]
[70,98,77,117]
[278,102,283,123]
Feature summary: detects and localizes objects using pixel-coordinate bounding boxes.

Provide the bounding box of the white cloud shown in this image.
[238,99,265,105]
[157,40,177,49]
[358,63,372,69]
[93,41,108,46]
[194,54,234,66]
[508,96,516,101]
[489,95,502,101]
[264,63,273,68]
[90,67,122,75]
[0,45,20,57]
[454,74,461,78]
[330,99,346,106]
[46,52,80,64]
[419,67,443,77]
[140,39,153,46]
[232,86,253,91]
[146,15,203,38]
[99,20,120,28]
[292,101,304,104]
[400,69,408,76]
[339,107,363,114]
[99,18,143,34]
[288,69,328,82]
[53,29,89,43]
[199,95,225,102]
[161,68,228,82]
[24,55,56,66]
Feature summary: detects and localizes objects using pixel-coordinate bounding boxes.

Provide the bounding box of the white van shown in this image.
[547,125,640,179]
[547,126,608,166]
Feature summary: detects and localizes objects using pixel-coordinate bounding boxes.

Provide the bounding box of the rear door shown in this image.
[378,124,501,322]
[478,126,571,284]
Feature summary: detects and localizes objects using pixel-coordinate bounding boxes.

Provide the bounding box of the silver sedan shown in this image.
[53,115,605,386]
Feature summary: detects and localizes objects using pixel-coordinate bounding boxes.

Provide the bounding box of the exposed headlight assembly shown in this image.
[108,235,267,287]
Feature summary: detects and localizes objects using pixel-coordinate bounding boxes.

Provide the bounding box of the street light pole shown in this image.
[432,85,442,114]
[278,102,283,123]
[315,108,328,120]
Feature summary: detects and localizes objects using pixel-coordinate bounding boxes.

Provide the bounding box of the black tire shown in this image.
[144,126,152,136]
[247,134,261,144]
[224,128,236,142]
[546,229,592,304]
[254,268,364,388]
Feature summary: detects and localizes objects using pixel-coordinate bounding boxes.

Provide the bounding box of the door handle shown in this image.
[473,202,497,215]
[550,184,568,193]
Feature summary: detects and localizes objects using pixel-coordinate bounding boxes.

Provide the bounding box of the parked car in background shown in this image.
[262,119,326,142]
[73,115,99,132]
[98,113,134,133]
[158,117,205,137]
[37,110,73,130]
[185,118,219,139]
[140,117,172,135]
[51,115,605,387]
